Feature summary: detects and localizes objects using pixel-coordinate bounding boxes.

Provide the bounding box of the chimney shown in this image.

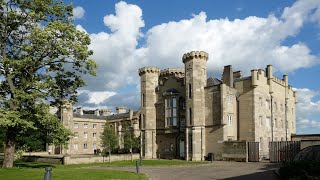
[129,109,133,120]
[94,109,100,116]
[101,109,112,116]
[222,65,233,88]
[116,106,127,114]
[233,71,242,80]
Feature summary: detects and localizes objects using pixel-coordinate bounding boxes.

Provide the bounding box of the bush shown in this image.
[279,161,320,179]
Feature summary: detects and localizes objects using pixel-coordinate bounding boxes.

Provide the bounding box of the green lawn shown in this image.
[0,160,208,180]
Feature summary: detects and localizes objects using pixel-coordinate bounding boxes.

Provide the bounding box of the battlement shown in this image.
[182,51,209,63]
[273,76,286,86]
[160,68,185,77]
[138,67,160,76]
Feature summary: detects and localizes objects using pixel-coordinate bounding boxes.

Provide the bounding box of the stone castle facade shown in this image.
[50,51,297,161]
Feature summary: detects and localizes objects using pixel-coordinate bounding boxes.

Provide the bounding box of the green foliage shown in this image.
[0,0,96,167]
[122,121,140,151]
[279,161,320,179]
[100,123,118,155]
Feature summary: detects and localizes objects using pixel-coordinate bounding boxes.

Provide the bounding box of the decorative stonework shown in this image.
[182,51,209,63]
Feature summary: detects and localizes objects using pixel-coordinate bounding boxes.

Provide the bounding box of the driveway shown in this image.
[93,161,281,180]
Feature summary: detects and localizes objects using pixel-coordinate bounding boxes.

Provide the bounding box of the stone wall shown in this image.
[64,154,140,165]
[222,141,247,161]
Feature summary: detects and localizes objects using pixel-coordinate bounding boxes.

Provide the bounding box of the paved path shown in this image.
[92,161,281,180]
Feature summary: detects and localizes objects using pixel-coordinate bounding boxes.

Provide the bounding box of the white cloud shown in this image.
[75,24,87,34]
[76,0,320,110]
[78,90,117,105]
[294,88,320,131]
[73,6,85,19]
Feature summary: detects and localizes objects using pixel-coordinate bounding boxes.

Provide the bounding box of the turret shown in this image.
[183,51,208,161]
[138,66,160,159]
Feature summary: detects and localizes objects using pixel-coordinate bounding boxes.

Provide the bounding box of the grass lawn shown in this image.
[0,159,208,180]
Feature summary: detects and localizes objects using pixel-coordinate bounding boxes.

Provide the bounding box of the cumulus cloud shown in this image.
[78,90,117,105]
[294,88,320,131]
[73,6,85,19]
[76,0,320,112]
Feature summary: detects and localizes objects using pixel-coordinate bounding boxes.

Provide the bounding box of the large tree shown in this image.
[0,0,96,168]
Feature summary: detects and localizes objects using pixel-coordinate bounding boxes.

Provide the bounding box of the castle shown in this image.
[51,51,297,161]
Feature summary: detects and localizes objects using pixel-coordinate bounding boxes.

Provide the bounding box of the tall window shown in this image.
[93,143,96,150]
[274,118,277,128]
[227,115,232,125]
[189,108,192,125]
[93,124,97,129]
[142,94,145,107]
[84,132,88,139]
[266,117,271,127]
[83,143,87,150]
[165,97,177,127]
[259,116,262,126]
[228,95,233,104]
[84,123,88,128]
[259,97,263,106]
[93,132,97,138]
[188,83,192,99]
[74,132,79,138]
[265,100,270,109]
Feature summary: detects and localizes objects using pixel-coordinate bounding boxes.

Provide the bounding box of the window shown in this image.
[265,100,270,109]
[259,116,262,126]
[74,123,78,128]
[189,108,192,125]
[142,94,145,107]
[266,117,271,127]
[83,143,87,150]
[68,115,71,123]
[84,132,88,139]
[74,132,79,138]
[73,144,78,150]
[292,108,294,114]
[101,125,105,129]
[280,104,283,111]
[281,119,284,128]
[180,118,186,128]
[165,97,178,127]
[228,95,233,104]
[259,97,263,106]
[188,83,192,99]
[93,132,97,138]
[93,143,96,150]
[227,115,232,125]
[93,124,97,129]
[292,122,294,129]
[142,114,146,129]
[84,123,88,128]
[274,118,277,128]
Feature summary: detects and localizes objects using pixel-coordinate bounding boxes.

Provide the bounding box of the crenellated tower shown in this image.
[138,67,160,159]
[183,51,208,161]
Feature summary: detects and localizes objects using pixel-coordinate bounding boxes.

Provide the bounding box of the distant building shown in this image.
[50,51,297,160]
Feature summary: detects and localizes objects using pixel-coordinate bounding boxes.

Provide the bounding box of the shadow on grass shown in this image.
[13,161,56,169]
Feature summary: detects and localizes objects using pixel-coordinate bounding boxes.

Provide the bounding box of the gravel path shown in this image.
[91,161,281,180]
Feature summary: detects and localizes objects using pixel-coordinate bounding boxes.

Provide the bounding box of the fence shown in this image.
[269,141,300,162]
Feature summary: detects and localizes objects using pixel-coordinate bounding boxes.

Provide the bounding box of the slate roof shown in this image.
[207,77,222,87]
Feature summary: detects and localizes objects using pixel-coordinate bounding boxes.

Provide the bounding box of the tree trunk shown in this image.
[2,128,16,168]
[108,149,111,163]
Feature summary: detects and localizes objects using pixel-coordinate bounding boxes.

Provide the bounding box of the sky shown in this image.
[68,0,320,134]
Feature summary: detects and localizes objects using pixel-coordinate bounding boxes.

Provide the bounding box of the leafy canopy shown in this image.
[0,0,96,150]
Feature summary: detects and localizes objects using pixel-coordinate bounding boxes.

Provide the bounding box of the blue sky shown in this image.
[68,0,320,134]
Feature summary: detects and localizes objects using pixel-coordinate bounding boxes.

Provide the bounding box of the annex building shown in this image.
[51,51,297,161]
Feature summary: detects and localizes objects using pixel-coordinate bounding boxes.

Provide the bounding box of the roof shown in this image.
[73,111,139,121]
[207,77,222,87]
